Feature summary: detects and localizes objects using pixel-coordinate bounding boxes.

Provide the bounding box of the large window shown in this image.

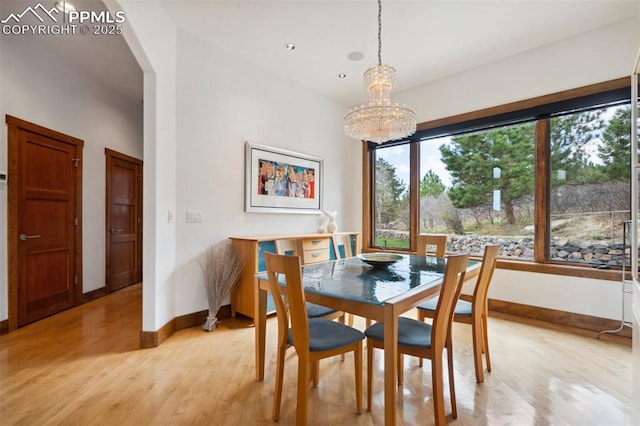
[549,104,631,266]
[374,144,410,249]
[365,78,635,278]
[419,124,536,258]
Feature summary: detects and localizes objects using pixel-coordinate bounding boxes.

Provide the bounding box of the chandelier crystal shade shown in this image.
[344,0,416,144]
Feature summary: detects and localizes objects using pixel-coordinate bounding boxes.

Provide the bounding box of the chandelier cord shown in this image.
[377,0,382,66]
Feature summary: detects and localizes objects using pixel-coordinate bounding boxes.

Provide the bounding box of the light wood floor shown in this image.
[0,283,632,425]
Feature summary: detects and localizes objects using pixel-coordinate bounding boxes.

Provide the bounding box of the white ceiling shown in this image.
[0,0,143,102]
[2,1,638,107]
[159,0,639,106]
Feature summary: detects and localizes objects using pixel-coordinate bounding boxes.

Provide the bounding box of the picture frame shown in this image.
[245,142,323,214]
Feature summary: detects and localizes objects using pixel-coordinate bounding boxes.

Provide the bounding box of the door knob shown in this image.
[110,229,124,234]
[19,234,41,241]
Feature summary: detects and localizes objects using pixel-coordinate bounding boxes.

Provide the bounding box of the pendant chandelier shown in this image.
[344,0,416,144]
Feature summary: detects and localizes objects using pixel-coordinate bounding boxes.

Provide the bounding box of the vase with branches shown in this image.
[198,240,243,331]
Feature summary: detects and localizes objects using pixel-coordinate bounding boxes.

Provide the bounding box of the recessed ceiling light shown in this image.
[347,51,364,61]
[54,1,76,13]
[285,43,296,51]
[338,73,347,79]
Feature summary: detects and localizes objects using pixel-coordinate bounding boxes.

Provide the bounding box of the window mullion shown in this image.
[362,142,373,249]
[534,119,550,262]
[409,142,420,251]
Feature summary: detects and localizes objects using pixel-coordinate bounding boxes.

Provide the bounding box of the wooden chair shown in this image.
[412,234,447,368]
[274,239,342,321]
[417,234,447,257]
[364,254,469,425]
[331,234,365,327]
[417,245,499,383]
[331,234,354,259]
[274,239,298,256]
[264,252,365,423]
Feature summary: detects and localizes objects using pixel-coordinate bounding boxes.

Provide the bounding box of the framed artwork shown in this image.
[245,142,323,214]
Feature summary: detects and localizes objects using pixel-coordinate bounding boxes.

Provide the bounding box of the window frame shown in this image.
[362,77,633,281]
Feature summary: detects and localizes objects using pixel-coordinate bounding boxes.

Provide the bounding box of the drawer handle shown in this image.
[310,240,322,245]
[311,252,321,257]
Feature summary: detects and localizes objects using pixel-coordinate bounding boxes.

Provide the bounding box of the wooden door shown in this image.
[7,116,83,329]
[105,149,142,292]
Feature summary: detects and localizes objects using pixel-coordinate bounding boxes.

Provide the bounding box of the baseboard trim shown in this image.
[175,310,209,330]
[0,319,8,335]
[139,305,232,348]
[82,287,108,303]
[484,297,632,339]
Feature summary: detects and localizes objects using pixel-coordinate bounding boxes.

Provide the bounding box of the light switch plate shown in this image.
[187,209,204,222]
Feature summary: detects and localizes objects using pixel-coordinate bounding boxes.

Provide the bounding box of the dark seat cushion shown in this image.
[306,302,338,318]
[288,318,364,352]
[364,317,433,350]
[417,297,472,316]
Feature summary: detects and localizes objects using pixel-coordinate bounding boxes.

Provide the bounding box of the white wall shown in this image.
[114,0,178,331]
[396,17,640,322]
[399,17,640,123]
[172,31,361,316]
[112,0,361,327]
[0,33,143,321]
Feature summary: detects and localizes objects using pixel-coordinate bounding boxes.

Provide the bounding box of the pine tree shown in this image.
[420,170,446,197]
[375,157,406,225]
[440,123,535,225]
[598,106,633,181]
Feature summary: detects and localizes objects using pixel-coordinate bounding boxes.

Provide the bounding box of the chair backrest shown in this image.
[274,239,299,256]
[417,234,447,257]
[264,252,309,352]
[471,245,500,316]
[331,234,354,259]
[432,254,469,347]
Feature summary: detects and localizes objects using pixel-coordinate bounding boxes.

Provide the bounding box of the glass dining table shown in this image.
[253,254,480,426]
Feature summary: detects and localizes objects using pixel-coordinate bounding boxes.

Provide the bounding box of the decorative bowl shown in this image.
[358,253,404,268]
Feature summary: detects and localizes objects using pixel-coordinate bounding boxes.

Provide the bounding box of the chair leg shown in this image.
[355,342,363,414]
[296,355,310,425]
[446,338,457,419]
[482,314,492,372]
[471,318,485,383]
[272,346,286,421]
[431,348,446,425]
[417,311,426,368]
[417,309,426,322]
[311,360,319,387]
[339,315,346,361]
[367,340,374,411]
[397,354,404,385]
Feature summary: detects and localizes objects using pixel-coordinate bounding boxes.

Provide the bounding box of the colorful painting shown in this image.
[245,142,322,213]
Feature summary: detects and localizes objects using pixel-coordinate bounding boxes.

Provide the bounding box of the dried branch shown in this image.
[198,240,243,331]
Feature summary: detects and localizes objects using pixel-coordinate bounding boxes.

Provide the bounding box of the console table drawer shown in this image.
[303,248,330,264]
[300,237,330,251]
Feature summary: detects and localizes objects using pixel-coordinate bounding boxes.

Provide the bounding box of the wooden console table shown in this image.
[228,232,360,318]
